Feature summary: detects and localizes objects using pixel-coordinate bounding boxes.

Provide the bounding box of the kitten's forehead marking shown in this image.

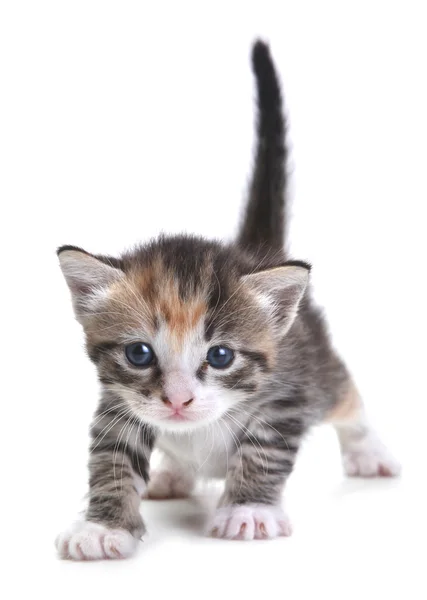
[152,264,209,366]
[155,279,207,350]
[112,261,209,351]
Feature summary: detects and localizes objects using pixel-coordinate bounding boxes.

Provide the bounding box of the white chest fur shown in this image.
[156,419,241,478]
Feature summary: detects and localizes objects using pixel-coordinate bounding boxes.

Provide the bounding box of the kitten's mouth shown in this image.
[156,408,220,431]
[164,410,205,425]
[167,413,189,421]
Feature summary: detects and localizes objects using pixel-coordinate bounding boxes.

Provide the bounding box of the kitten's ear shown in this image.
[57,246,124,318]
[242,264,309,334]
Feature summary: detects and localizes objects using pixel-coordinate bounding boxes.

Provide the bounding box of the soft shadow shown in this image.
[141,491,220,537]
[331,474,403,498]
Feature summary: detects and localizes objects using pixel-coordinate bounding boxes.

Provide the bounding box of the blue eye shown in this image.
[125,343,155,367]
[207,346,234,369]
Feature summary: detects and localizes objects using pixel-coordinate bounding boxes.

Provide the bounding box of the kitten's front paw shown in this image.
[343,436,401,478]
[208,504,292,540]
[55,521,138,560]
[145,469,194,500]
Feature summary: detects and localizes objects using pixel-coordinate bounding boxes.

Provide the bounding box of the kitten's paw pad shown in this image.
[55,521,138,560]
[145,469,194,500]
[343,438,401,478]
[208,504,292,540]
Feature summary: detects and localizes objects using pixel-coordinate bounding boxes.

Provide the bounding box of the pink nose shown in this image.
[161,394,194,410]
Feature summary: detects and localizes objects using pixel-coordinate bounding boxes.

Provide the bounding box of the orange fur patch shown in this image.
[325,379,361,424]
[156,278,206,349]
[115,263,208,349]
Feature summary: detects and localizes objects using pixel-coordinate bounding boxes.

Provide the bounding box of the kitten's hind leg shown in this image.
[145,455,195,500]
[328,379,401,477]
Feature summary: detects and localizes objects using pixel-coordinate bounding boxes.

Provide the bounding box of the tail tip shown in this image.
[251,39,273,73]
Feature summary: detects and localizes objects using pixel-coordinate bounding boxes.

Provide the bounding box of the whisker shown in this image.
[120,415,139,491]
[229,405,290,451]
[197,422,216,473]
[216,419,230,482]
[226,412,269,475]
[112,416,135,491]
[221,419,244,496]
[90,408,134,453]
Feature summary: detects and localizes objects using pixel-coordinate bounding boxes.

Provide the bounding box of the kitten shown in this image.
[56,40,400,560]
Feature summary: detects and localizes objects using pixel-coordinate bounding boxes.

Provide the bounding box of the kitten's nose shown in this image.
[161,394,194,410]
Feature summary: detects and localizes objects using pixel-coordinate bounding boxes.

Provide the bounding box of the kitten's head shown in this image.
[58,236,308,432]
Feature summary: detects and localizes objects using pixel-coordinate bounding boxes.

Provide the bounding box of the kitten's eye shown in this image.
[125,343,156,367]
[207,345,234,369]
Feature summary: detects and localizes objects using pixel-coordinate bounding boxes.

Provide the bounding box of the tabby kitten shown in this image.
[56,40,399,560]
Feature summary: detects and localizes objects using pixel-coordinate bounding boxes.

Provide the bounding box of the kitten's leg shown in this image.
[328,379,401,477]
[56,413,154,561]
[208,413,303,540]
[145,454,195,499]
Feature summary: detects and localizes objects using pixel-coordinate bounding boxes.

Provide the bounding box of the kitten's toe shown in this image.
[55,521,138,560]
[145,469,194,499]
[208,504,292,541]
[343,435,401,478]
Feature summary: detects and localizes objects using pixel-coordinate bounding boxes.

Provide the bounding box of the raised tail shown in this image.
[237,40,287,255]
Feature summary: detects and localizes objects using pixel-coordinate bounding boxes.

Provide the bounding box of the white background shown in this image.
[1,1,426,598]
